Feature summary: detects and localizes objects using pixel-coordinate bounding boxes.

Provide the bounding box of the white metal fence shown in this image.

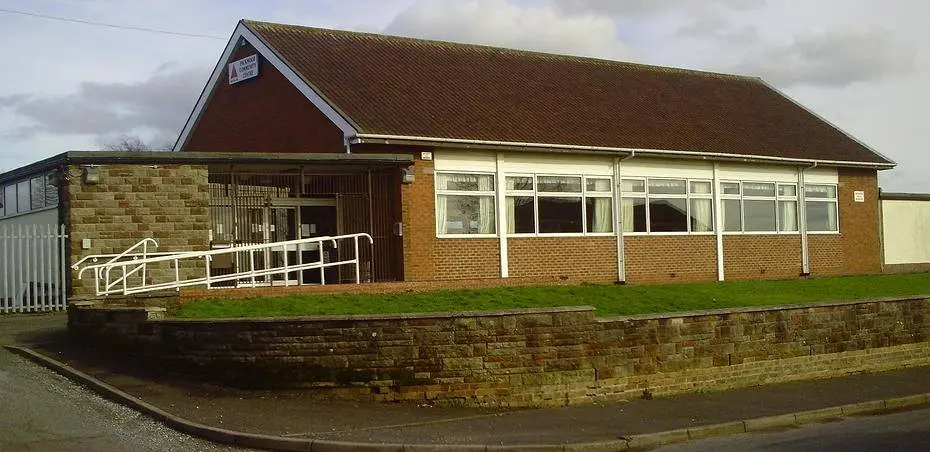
[0,224,68,313]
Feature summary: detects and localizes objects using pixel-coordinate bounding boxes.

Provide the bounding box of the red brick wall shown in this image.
[724,235,802,280]
[508,237,616,282]
[182,43,345,153]
[624,236,717,283]
[809,169,881,276]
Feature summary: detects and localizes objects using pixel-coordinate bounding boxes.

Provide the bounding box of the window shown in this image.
[504,174,613,235]
[622,178,713,234]
[16,181,29,214]
[720,181,799,233]
[435,173,496,235]
[3,185,15,217]
[0,171,60,219]
[805,184,838,232]
[30,176,46,210]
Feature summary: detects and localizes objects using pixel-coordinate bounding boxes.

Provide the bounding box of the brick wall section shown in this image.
[508,237,616,282]
[67,164,210,296]
[401,158,436,281]
[837,168,882,275]
[70,296,930,407]
[724,235,802,280]
[182,43,345,153]
[624,236,717,283]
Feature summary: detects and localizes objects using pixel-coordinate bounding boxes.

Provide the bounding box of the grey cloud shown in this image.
[733,28,917,87]
[0,66,208,143]
[555,0,766,17]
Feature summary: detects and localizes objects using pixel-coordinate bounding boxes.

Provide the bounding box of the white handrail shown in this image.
[76,233,374,296]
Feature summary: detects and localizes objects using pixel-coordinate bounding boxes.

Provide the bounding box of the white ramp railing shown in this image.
[1,224,68,313]
[74,233,374,297]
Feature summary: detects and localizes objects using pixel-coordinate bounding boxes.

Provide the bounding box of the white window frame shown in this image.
[620,177,714,236]
[502,173,615,237]
[434,171,498,238]
[720,180,802,235]
[804,183,840,234]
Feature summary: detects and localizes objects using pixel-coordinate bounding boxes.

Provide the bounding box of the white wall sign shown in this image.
[854,191,865,203]
[228,54,259,85]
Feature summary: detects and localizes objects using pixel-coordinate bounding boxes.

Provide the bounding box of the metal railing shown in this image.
[1,224,68,313]
[74,233,374,297]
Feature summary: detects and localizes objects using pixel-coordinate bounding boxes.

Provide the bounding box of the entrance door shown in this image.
[300,205,338,284]
[268,207,298,284]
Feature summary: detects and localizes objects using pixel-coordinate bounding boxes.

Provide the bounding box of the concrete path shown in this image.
[3,312,930,450]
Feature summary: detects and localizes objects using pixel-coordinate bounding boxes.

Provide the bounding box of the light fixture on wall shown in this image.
[83,166,101,185]
[401,168,415,184]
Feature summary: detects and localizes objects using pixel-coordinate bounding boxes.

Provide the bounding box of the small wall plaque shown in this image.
[854,191,865,203]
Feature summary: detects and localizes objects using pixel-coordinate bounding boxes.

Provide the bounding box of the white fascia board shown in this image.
[173,21,359,152]
[352,134,897,169]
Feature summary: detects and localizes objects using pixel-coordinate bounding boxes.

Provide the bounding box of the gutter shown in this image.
[614,152,635,283]
[350,134,896,170]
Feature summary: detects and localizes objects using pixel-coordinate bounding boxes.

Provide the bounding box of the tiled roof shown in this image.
[244,20,892,165]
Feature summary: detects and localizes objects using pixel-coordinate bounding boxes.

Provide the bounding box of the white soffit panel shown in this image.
[433,149,497,172]
[501,152,613,175]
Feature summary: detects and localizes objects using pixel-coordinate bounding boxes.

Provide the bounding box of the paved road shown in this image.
[654,408,930,452]
[0,314,243,451]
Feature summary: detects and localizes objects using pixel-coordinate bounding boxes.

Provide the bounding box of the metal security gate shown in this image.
[0,224,67,313]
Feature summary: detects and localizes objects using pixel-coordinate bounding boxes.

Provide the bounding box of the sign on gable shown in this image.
[229,54,259,85]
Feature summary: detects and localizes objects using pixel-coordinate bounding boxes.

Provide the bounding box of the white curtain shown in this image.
[621,198,636,233]
[592,197,612,232]
[478,176,494,234]
[506,197,516,234]
[826,203,838,231]
[436,195,448,234]
[691,198,713,232]
[778,200,798,231]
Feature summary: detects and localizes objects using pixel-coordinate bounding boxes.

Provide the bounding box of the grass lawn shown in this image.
[174,272,930,319]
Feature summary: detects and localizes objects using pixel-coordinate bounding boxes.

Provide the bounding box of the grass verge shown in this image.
[174,272,930,319]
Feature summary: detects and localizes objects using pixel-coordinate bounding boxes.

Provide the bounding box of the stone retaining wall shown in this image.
[68,296,930,407]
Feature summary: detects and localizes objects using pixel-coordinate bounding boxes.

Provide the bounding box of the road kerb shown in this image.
[884,393,928,410]
[624,428,690,450]
[687,421,746,440]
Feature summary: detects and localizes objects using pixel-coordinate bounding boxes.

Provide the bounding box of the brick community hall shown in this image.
[2,19,926,306]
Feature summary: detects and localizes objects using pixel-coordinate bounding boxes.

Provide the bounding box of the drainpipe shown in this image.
[495,152,508,278]
[345,136,352,154]
[799,163,818,275]
[713,163,724,281]
[614,152,635,283]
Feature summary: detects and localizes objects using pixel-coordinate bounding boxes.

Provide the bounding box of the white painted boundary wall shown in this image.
[882,199,930,265]
[0,209,68,313]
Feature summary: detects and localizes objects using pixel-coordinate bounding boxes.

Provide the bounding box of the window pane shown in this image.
[778,200,798,232]
[4,185,15,216]
[805,185,836,199]
[506,176,533,191]
[778,184,797,197]
[586,178,611,192]
[649,198,688,232]
[44,173,59,206]
[506,196,535,234]
[690,198,714,232]
[743,182,776,197]
[648,179,686,195]
[621,197,646,232]
[721,182,740,195]
[30,177,45,210]
[586,197,613,233]
[806,201,838,231]
[537,176,581,193]
[621,179,645,193]
[744,199,776,231]
[16,181,29,213]
[436,195,496,234]
[690,181,712,195]
[437,173,494,192]
[538,197,583,233]
[722,199,742,232]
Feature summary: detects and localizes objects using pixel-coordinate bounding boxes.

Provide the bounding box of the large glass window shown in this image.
[0,171,60,218]
[435,173,496,235]
[3,185,15,217]
[504,174,613,235]
[805,184,838,232]
[30,176,46,210]
[721,181,799,233]
[622,177,713,234]
[16,181,29,214]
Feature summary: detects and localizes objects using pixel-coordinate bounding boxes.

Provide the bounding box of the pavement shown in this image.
[2,312,930,451]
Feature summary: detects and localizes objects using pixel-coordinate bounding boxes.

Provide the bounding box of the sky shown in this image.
[0,0,926,192]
